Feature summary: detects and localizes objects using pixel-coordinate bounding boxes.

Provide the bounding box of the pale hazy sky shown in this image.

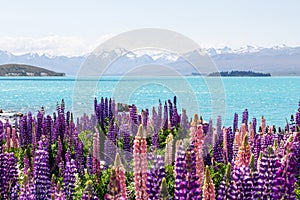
[0,0,299,56]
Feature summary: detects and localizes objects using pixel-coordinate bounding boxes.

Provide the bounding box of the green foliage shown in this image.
[159,129,171,149]
[125,171,135,200]
[78,130,93,155]
[209,162,226,194]
[95,168,111,199]
[165,164,175,199]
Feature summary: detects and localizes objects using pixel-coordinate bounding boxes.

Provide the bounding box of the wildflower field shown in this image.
[0,97,299,199]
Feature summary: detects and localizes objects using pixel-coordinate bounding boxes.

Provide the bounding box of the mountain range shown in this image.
[0,45,300,76]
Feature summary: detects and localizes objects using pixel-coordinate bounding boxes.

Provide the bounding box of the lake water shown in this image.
[0,76,299,127]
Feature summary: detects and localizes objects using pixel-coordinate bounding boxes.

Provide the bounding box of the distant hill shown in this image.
[0,64,65,76]
[208,70,271,77]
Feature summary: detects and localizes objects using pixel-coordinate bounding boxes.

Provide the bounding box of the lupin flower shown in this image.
[213,132,224,163]
[217,163,232,200]
[76,141,85,177]
[1,152,18,199]
[33,140,51,200]
[252,117,257,135]
[129,104,138,136]
[141,109,149,129]
[242,109,249,130]
[82,180,98,200]
[64,159,77,199]
[260,116,266,134]
[175,140,201,200]
[11,127,18,148]
[203,166,216,200]
[121,124,132,163]
[20,170,34,200]
[233,113,238,133]
[193,125,205,185]
[104,119,117,167]
[216,116,223,145]
[133,125,148,200]
[231,165,253,200]
[164,133,174,165]
[163,101,168,130]
[256,146,279,199]
[272,137,298,200]
[160,177,171,200]
[104,168,123,200]
[147,155,165,200]
[225,127,234,163]
[234,134,251,167]
[53,182,66,200]
[114,153,127,199]
[93,128,101,174]
[180,108,189,137]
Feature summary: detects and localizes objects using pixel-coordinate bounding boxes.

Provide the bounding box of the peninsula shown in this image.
[0,64,65,76]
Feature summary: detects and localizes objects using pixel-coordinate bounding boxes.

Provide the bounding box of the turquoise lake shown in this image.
[0,76,299,127]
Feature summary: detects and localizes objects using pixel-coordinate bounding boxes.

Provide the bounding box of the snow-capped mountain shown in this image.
[1,45,300,75]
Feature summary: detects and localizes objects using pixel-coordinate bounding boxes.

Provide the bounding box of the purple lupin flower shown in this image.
[64,159,77,200]
[174,140,201,200]
[109,98,113,122]
[19,115,28,149]
[151,131,160,150]
[217,116,223,145]
[226,127,234,163]
[185,146,202,199]
[11,183,20,200]
[82,180,98,200]
[52,182,66,200]
[168,99,173,127]
[104,119,117,167]
[174,141,187,199]
[1,152,18,199]
[76,141,85,177]
[242,109,249,131]
[213,132,224,163]
[231,165,253,200]
[163,101,168,131]
[141,109,149,129]
[217,163,232,200]
[272,139,298,200]
[129,104,138,136]
[86,153,94,175]
[256,146,279,199]
[33,140,51,200]
[147,155,165,200]
[122,124,132,163]
[20,172,34,200]
[252,117,257,135]
[104,97,109,118]
[157,99,162,129]
[36,111,44,142]
[233,113,238,133]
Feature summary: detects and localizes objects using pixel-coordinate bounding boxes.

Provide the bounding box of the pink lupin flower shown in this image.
[202,166,216,200]
[133,124,148,200]
[234,134,251,167]
[164,133,173,165]
[194,125,205,185]
[114,153,127,200]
